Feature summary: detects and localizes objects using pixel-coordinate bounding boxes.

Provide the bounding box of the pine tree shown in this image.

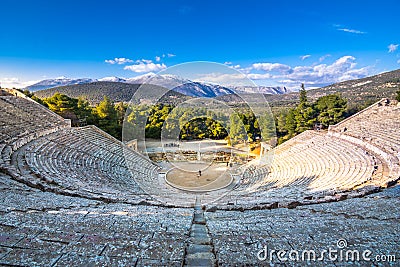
[285,108,297,136]
[315,94,347,127]
[294,84,316,132]
[299,83,307,104]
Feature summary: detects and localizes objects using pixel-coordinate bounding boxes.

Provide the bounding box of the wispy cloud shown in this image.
[154,53,176,62]
[333,24,366,35]
[106,53,175,66]
[224,62,241,69]
[105,57,133,65]
[388,44,398,53]
[397,59,400,64]
[337,28,366,34]
[300,55,311,60]
[319,54,331,62]
[136,59,152,64]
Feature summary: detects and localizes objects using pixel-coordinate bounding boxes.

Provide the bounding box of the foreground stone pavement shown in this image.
[206,185,400,266]
[0,173,192,266]
[0,93,399,266]
[0,171,398,266]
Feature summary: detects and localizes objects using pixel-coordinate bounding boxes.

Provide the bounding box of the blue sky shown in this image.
[0,0,399,89]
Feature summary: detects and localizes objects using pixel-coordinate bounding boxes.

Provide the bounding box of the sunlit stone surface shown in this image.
[0,91,398,266]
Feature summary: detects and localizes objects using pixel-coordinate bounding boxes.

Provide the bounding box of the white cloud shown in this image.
[224,62,241,69]
[397,59,400,64]
[238,66,253,74]
[252,62,291,73]
[300,55,311,60]
[124,62,167,73]
[247,73,273,80]
[0,77,40,89]
[388,44,398,53]
[154,53,176,61]
[194,72,253,86]
[246,55,370,89]
[105,57,133,65]
[107,55,173,73]
[338,28,366,34]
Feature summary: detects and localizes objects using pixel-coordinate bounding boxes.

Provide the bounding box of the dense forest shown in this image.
[123,103,275,145]
[19,88,400,145]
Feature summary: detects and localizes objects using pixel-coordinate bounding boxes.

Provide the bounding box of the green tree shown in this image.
[76,97,96,125]
[115,102,127,126]
[31,95,47,107]
[275,111,288,135]
[44,93,79,120]
[299,83,307,104]
[229,113,246,144]
[314,94,347,127]
[21,89,34,97]
[125,104,149,140]
[95,96,119,138]
[285,109,297,136]
[294,86,316,132]
[396,90,400,102]
[96,96,117,119]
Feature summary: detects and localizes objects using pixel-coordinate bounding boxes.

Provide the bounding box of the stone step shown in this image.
[191,225,208,234]
[185,256,215,267]
[184,199,217,267]
[189,236,212,245]
[193,212,206,224]
[187,244,213,254]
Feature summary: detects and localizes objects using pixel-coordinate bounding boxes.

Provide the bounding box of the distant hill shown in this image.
[29,73,290,98]
[30,74,235,98]
[25,77,95,92]
[33,81,191,105]
[233,85,289,95]
[261,68,400,108]
[33,69,400,108]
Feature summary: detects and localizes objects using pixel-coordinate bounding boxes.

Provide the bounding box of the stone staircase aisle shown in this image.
[183,197,217,266]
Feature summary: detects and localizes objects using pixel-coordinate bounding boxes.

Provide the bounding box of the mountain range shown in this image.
[29,69,400,108]
[25,73,289,98]
[217,68,400,109]
[25,77,95,92]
